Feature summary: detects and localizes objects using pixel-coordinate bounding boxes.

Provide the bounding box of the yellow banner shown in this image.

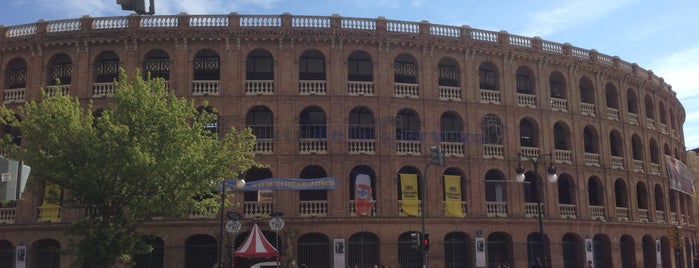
[444,175,464,217]
[39,182,61,223]
[400,173,419,216]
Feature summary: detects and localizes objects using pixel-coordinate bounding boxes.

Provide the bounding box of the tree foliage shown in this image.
[0,70,257,267]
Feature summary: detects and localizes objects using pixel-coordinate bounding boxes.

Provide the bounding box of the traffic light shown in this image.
[422,233,430,251]
[116,0,146,15]
[430,145,445,166]
[410,232,422,249]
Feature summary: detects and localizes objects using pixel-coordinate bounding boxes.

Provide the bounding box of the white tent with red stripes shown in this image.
[233,223,278,259]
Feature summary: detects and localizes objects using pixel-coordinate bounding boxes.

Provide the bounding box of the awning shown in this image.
[233,224,278,258]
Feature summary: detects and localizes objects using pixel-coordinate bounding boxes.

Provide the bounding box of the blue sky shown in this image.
[2,0,699,149]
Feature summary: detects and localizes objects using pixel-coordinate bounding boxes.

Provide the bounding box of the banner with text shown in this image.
[225,177,338,191]
[400,173,419,216]
[354,173,373,216]
[444,175,464,218]
[665,155,695,195]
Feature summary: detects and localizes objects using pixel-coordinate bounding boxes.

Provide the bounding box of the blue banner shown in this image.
[225,177,338,191]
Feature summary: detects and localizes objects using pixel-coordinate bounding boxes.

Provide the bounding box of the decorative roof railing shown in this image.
[0,12,673,94]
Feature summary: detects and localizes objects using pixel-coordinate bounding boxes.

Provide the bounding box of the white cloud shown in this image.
[522,0,635,37]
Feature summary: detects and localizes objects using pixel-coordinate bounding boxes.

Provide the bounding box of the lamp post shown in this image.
[515,152,557,268]
[269,211,285,268]
[219,179,245,268]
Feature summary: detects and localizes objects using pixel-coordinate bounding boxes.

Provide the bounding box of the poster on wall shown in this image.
[354,174,373,216]
[665,155,695,195]
[15,245,27,268]
[475,237,486,267]
[585,238,593,264]
[333,239,346,268]
[655,239,662,264]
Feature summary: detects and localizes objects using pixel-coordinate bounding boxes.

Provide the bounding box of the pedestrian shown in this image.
[587,260,593,268]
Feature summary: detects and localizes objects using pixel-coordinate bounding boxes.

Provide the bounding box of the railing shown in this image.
[554,149,572,164]
[92,82,115,97]
[348,81,374,96]
[580,102,596,117]
[0,207,16,224]
[605,107,619,121]
[299,200,328,216]
[550,98,568,112]
[486,201,507,217]
[45,85,71,96]
[349,200,377,216]
[590,205,605,221]
[440,142,464,157]
[584,153,601,167]
[483,144,504,159]
[638,209,649,222]
[628,113,639,125]
[341,17,376,30]
[6,23,37,37]
[660,123,668,134]
[47,19,81,32]
[616,207,629,221]
[239,15,281,27]
[656,210,666,223]
[141,16,178,27]
[650,163,661,175]
[292,16,330,28]
[646,117,655,130]
[299,80,327,95]
[479,89,501,104]
[632,159,644,172]
[190,15,228,27]
[670,212,678,224]
[524,202,542,218]
[243,201,274,218]
[386,20,419,33]
[192,80,220,95]
[516,93,536,108]
[253,138,274,154]
[611,156,624,170]
[3,88,25,103]
[396,140,421,155]
[471,29,498,42]
[431,24,460,38]
[299,138,327,153]
[559,204,577,219]
[397,200,422,216]
[439,86,462,101]
[246,80,274,95]
[394,83,419,98]
[188,209,216,219]
[348,139,376,154]
[519,147,540,160]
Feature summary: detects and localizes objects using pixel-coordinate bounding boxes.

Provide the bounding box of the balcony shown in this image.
[605,107,619,121]
[45,85,71,96]
[440,141,464,157]
[483,144,504,159]
[486,201,507,217]
[439,86,462,101]
[638,208,649,222]
[580,102,596,117]
[253,138,274,154]
[590,205,605,221]
[645,117,655,130]
[554,149,572,164]
[396,140,420,155]
[559,204,577,219]
[611,156,624,170]
[524,202,542,218]
[441,201,468,217]
[656,210,666,223]
[670,212,678,224]
[628,113,639,125]
[516,93,536,108]
[299,138,327,154]
[37,205,62,223]
[348,139,376,154]
[632,159,644,173]
[246,80,274,95]
[660,123,667,134]
[348,81,374,96]
[650,163,661,175]
[479,89,500,104]
[192,80,220,95]
[349,200,377,216]
[550,97,568,112]
[299,200,328,217]
[397,200,422,216]
[616,207,629,221]
[584,153,600,167]
[3,88,25,104]
[519,147,540,160]
[299,80,327,95]
[243,201,274,218]
[394,83,419,98]
[0,206,16,224]
[92,82,115,97]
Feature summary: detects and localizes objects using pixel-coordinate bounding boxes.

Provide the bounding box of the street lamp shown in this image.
[269,210,285,268]
[515,152,557,268]
[219,179,246,268]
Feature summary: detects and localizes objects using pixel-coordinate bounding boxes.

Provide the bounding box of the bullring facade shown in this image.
[0,13,694,268]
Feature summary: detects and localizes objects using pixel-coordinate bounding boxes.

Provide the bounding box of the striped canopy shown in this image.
[233,224,278,258]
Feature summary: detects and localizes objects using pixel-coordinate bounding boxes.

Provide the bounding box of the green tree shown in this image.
[0,70,257,267]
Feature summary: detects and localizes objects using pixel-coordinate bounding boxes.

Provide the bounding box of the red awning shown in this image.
[233,224,278,258]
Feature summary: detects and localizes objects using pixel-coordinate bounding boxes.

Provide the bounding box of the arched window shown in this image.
[438,57,460,87]
[487,232,513,268]
[561,233,584,268]
[398,231,423,267]
[299,49,326,80]
[246,105,274,153]
[549,71,567,99]
[193,49,220,81]
[394,53,417,84]
[516,66,535,94]
[348,50,373,82]
[440,111,463,143]
[478,62,498,90]
[0,240,14,268]
[94,51,119,83]
[347,232,380,268]
[246,49,274,80]
[47,53,72,86]
[444,232,472,268]
[299,165,328,203]
[143,49,170,80]
[5,57,27,89]
[396,109,420,141]
[32,239,61,268]
[185,235,217,268]
[297,233,330,267]
[133,236,164,268]
[349,106,375,140]
[482,114,503,145]
[349,165,377,216]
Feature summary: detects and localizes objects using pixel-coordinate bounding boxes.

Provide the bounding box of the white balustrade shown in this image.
[239,15,281,27]
[611,156,624,170]
[519,147,540,160]
[638,209,649,222]
[348,139,376,154]
[554,149,572,164]
[480,89,501,104]
[431,24,460,38]
[140,16,178,27]
[584,153,601,167]
[632,159,644,172]
[299,138,327,154]
[509,35,532,48]
[396,140,421,155]
[471,29,498,42]
[439,86,462,100]
[299,200,328,216]
[656,210,666,223]
[440,142,464,157]
[341,17,376,30]
[660,123,667,134]
[650,163,661,175]
[243,201,274,218]
[550,98,568,112]
[670,212,678,224]
[590,205,605,220]
[559,204,577,219]
[517,93,536,108]
[616,207,629,221]
[0,207,16,224]
[542,41,563,54]
[386,20,419,33]
[646,118,655,130]
[483,144,504,159]
[486,201,508,217]
[606,107,619,120]
[299,80,327,95]
[394,83,419,98]
[348,81,374,96]
[6,23,37,37]
[190,15,229,27]
[253,139,274,154]
[3,88,25,104]
[581,102,596,116]
[292,16,331,28]
[524,203,542,218]
[45,85,70,96]
[192,80,220,95]
[92,83,115,97]
[246,80,274,95]
[47,19,81,32]
[628,113,639,125]
[92,17,129,29]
